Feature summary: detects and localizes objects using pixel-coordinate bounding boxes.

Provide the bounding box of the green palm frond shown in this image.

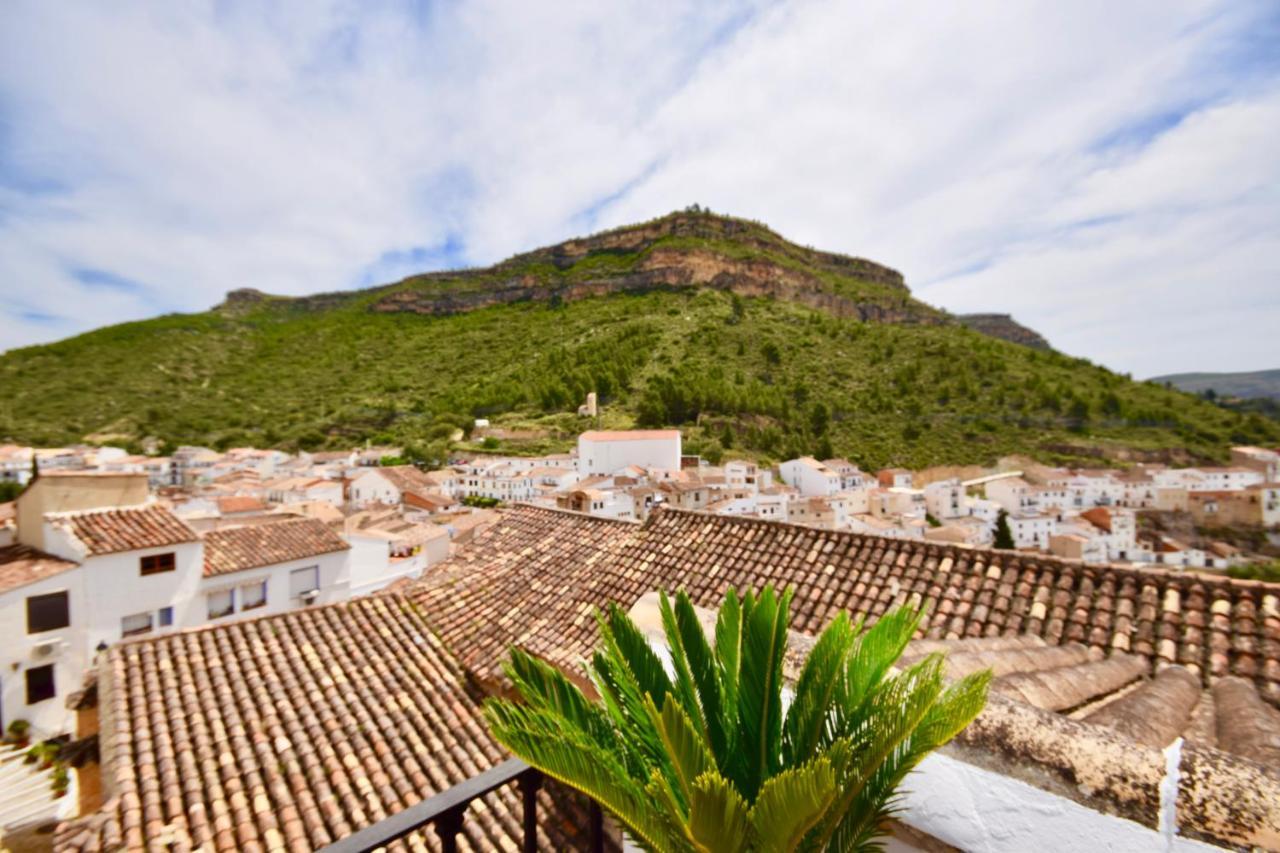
[688,769,753,853]
[748,758,837,852]
[735,586,793,799]
[782,611,854,767]
[485,586,989,853]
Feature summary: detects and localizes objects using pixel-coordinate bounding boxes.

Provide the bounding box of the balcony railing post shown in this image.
[517,768,543,853]
[589,799,604,853]
[433,804,465,853]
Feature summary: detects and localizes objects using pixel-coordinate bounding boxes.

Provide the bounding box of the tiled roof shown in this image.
[364,465,435,494]
[55,596,599,852]
[202,518,349,577]
[900,635,1280,767]
[0,543,79,594]
[412,507,639,680]
[216,495,267,515]
[579,429,680,442]
[51,505,197,556]
[410,505,1280,706]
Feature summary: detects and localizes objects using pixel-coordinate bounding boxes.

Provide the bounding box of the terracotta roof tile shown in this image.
[216,495,268,515]
[0,543,79,594]
[51,505,197,556]
[202,518,349,577]
[55,596,602,852]
[409,505,1280,709]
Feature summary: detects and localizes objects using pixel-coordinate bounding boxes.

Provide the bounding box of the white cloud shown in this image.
[0,0,1276,377]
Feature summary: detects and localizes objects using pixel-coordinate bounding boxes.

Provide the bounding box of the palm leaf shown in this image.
[660,591,710,738]
[782,611,854,768]
[688,769,753,853]
[484,700,685,852]
[748,757,837,852]
[645,693,716,808]
[735,586,793,799]
[672,591,731,763]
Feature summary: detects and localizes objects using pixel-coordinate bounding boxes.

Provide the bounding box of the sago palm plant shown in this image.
[484,586,990,852]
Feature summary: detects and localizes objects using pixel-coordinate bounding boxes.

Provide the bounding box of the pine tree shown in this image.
[993,510,1015,550]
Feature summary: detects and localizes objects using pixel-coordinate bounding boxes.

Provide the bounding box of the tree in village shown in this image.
[993,510,1015,550]
[485,587,990,852]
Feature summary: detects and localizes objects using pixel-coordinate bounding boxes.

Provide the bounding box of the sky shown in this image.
[1,1,1277,378]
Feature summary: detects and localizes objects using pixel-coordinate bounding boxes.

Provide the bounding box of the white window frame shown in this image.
[290,565,319,598]
[240,578,268,611]
[207,588,235,619]
[121,611,154,637]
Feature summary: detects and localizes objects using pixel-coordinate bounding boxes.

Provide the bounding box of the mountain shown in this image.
[2,210,1276,469]
[1149,369,1280,401]
[955,314,1052,350]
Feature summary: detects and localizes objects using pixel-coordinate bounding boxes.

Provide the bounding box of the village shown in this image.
[1,427,1278,834]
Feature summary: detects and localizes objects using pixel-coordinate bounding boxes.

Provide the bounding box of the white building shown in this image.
[1009,513,1056,549]
[986,477,1038,514]
[724,460,772,492]
[822,459,866,490]
[349,465,436,507]
[199,518,351,623]
[924,479,966,519]
[577,430,682,476]
[1,472,358,738]
[0,445,35,486]
[779,457,842,497]
[1232,446,1280,482]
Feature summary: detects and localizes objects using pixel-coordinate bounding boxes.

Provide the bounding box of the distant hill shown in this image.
[1150,369,1280,401]
[2,210,1276,469]
[955,314,1052,350]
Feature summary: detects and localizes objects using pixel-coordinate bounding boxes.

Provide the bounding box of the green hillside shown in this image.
[1150,369,1280,401]
[2,211,1275,469]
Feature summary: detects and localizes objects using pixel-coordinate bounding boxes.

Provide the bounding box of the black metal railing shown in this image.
[318,758,604,853]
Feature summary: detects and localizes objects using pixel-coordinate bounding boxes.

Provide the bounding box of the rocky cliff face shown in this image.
[363,212,940,324]
[216,212,1050,338]
[956,313,1052,350]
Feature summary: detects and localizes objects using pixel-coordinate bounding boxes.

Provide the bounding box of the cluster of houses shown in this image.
[1,432,1277,742]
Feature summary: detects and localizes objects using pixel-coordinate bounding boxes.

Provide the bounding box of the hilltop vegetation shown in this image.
[1,212,1275,469]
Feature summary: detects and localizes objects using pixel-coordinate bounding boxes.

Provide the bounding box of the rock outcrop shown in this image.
[956,313,1052,350]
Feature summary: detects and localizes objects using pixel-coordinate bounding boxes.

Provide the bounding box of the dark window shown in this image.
[26,591,69,634]
[26,664,56,704]
[140,552,176,576]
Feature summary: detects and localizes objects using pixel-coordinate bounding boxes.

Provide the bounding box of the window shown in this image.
[26,664,55,704]
[26,591,69,634]
[140,552,176,576]
[289,566,319,598]
[121,612,153,637]
[241,579,267,611]
[158,606,174,627]
[207,588,235,619]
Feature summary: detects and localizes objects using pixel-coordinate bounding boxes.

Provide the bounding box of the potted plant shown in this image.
[24,741,56,767]
[486,586,990,852]
[51,764,69,798]
[5,719,31,749]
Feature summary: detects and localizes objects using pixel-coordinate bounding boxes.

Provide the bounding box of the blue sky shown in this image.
[1,0,1277,378]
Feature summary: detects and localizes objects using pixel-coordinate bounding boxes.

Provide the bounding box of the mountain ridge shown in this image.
[217,210,941,326]
[1150,369,1280,401]
[2,209,1276,468]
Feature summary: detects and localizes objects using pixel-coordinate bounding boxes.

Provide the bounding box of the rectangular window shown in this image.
[158,606,174,627]
[26,664,55,704]
[26,591,70,634]
[121,611,153,637]
[140,552,176,576]
[241,579,267,611]
[207,588,235,619]
[289,566,319,598]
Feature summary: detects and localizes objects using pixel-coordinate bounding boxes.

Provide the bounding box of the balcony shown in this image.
[318,758,606,853]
